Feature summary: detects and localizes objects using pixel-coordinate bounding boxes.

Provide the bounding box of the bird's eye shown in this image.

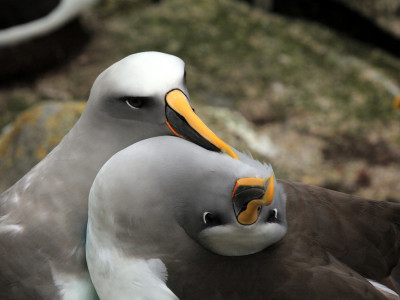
[202,212,222,226]
[267,209,278,222]
[123,97,144,109]
[203,212,213,224]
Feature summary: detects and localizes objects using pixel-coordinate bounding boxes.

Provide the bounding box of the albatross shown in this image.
[86,136,400,300]
[0,52,237,299]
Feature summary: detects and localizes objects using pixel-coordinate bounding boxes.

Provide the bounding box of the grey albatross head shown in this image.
[88,136,286,256]
[82,51,238,159]
[86,136,287,299]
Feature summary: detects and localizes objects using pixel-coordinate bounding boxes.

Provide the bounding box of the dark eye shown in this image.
[123,97,144,109]
[202,212,221,226]
[267,208,278,223]
[203,212,213,224]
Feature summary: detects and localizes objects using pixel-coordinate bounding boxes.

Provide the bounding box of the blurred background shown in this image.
[0,0,399,201]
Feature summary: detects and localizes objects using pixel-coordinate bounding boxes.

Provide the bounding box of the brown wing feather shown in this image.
[279,179,400,284]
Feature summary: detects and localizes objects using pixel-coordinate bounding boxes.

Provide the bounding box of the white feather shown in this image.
[50,265,97,300]
[86,222,178,300]
[198,222,286,256]
[367,279,399,298]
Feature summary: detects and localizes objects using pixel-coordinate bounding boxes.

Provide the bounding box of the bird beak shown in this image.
[165,89,239,160]
[232,175,275,225]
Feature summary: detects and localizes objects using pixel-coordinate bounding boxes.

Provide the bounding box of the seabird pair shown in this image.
[83,54,400,299]
[86,136,400,300]
[1,51,399,299]
[0,52,237,299]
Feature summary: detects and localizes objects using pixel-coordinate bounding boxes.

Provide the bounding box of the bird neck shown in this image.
[42,111,143,189]
[86,219,178,300]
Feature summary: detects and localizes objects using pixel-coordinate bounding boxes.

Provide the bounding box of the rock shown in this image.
[0,101,84,192]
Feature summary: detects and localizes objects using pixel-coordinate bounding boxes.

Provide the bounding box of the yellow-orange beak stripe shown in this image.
[166,89,239,160]
[236,174,275,225]
[232,177,267,198]
[261,174,275,206]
